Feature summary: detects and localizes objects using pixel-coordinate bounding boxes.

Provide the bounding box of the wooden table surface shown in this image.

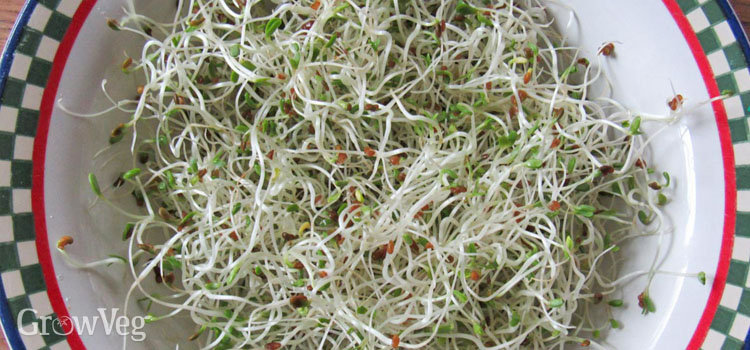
[0,0,750,350]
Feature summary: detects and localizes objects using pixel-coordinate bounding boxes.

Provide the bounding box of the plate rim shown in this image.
[0,2,41,350]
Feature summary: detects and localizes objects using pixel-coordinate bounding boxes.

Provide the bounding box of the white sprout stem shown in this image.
[66,0,694,349]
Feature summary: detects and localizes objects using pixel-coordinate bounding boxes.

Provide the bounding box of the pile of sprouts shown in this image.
[58,0,715,349]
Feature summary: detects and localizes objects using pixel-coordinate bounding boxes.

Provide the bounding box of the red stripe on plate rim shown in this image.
[32,0,97,349]
[28,1,736,349]
[660,0,737,349]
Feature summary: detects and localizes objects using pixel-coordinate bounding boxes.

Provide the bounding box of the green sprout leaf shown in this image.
[527,42,539,56]
[658,193,668,205]
[327,190,342,203]
[235,124,249,133]
[574,205,595,218]
[123,168,141,180]
[436,324,453,334]
[226,265,241,285]
[629,116,642,135]
[229,44,240,57]
[403,234,413,245]
[609,319,620,329]
[290,43,301,69]
[453,290,468,304]
[88,173,102,197]
[122,223,135,241]
[162,256,182,271]
[639,292,656,314]
[525,159,543,169]
[265,18,283,41]
[663,171,671,187]
[510,310,520,326]
[476,13,492,26]
[325,33,338,48]
[473,323,484,336]
[638,210,651,225]
[566,157,576,173]
[456,0,476,14]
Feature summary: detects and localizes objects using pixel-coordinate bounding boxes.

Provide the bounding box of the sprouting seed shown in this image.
[57,235,74,250]
[110,123,126,144]
[189,17,205,27]
[523,68,532,84]
[158,207,171,220]
[668,94,684,111]
[121,57,133,72]
[599,42,615,56]
[187,325,206,341]
[137,243,155,254]
[470,270,480,281]
[106,18,120,31]
[637,292,656,314]
[290,294,309,308]
[122,223,135,241]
